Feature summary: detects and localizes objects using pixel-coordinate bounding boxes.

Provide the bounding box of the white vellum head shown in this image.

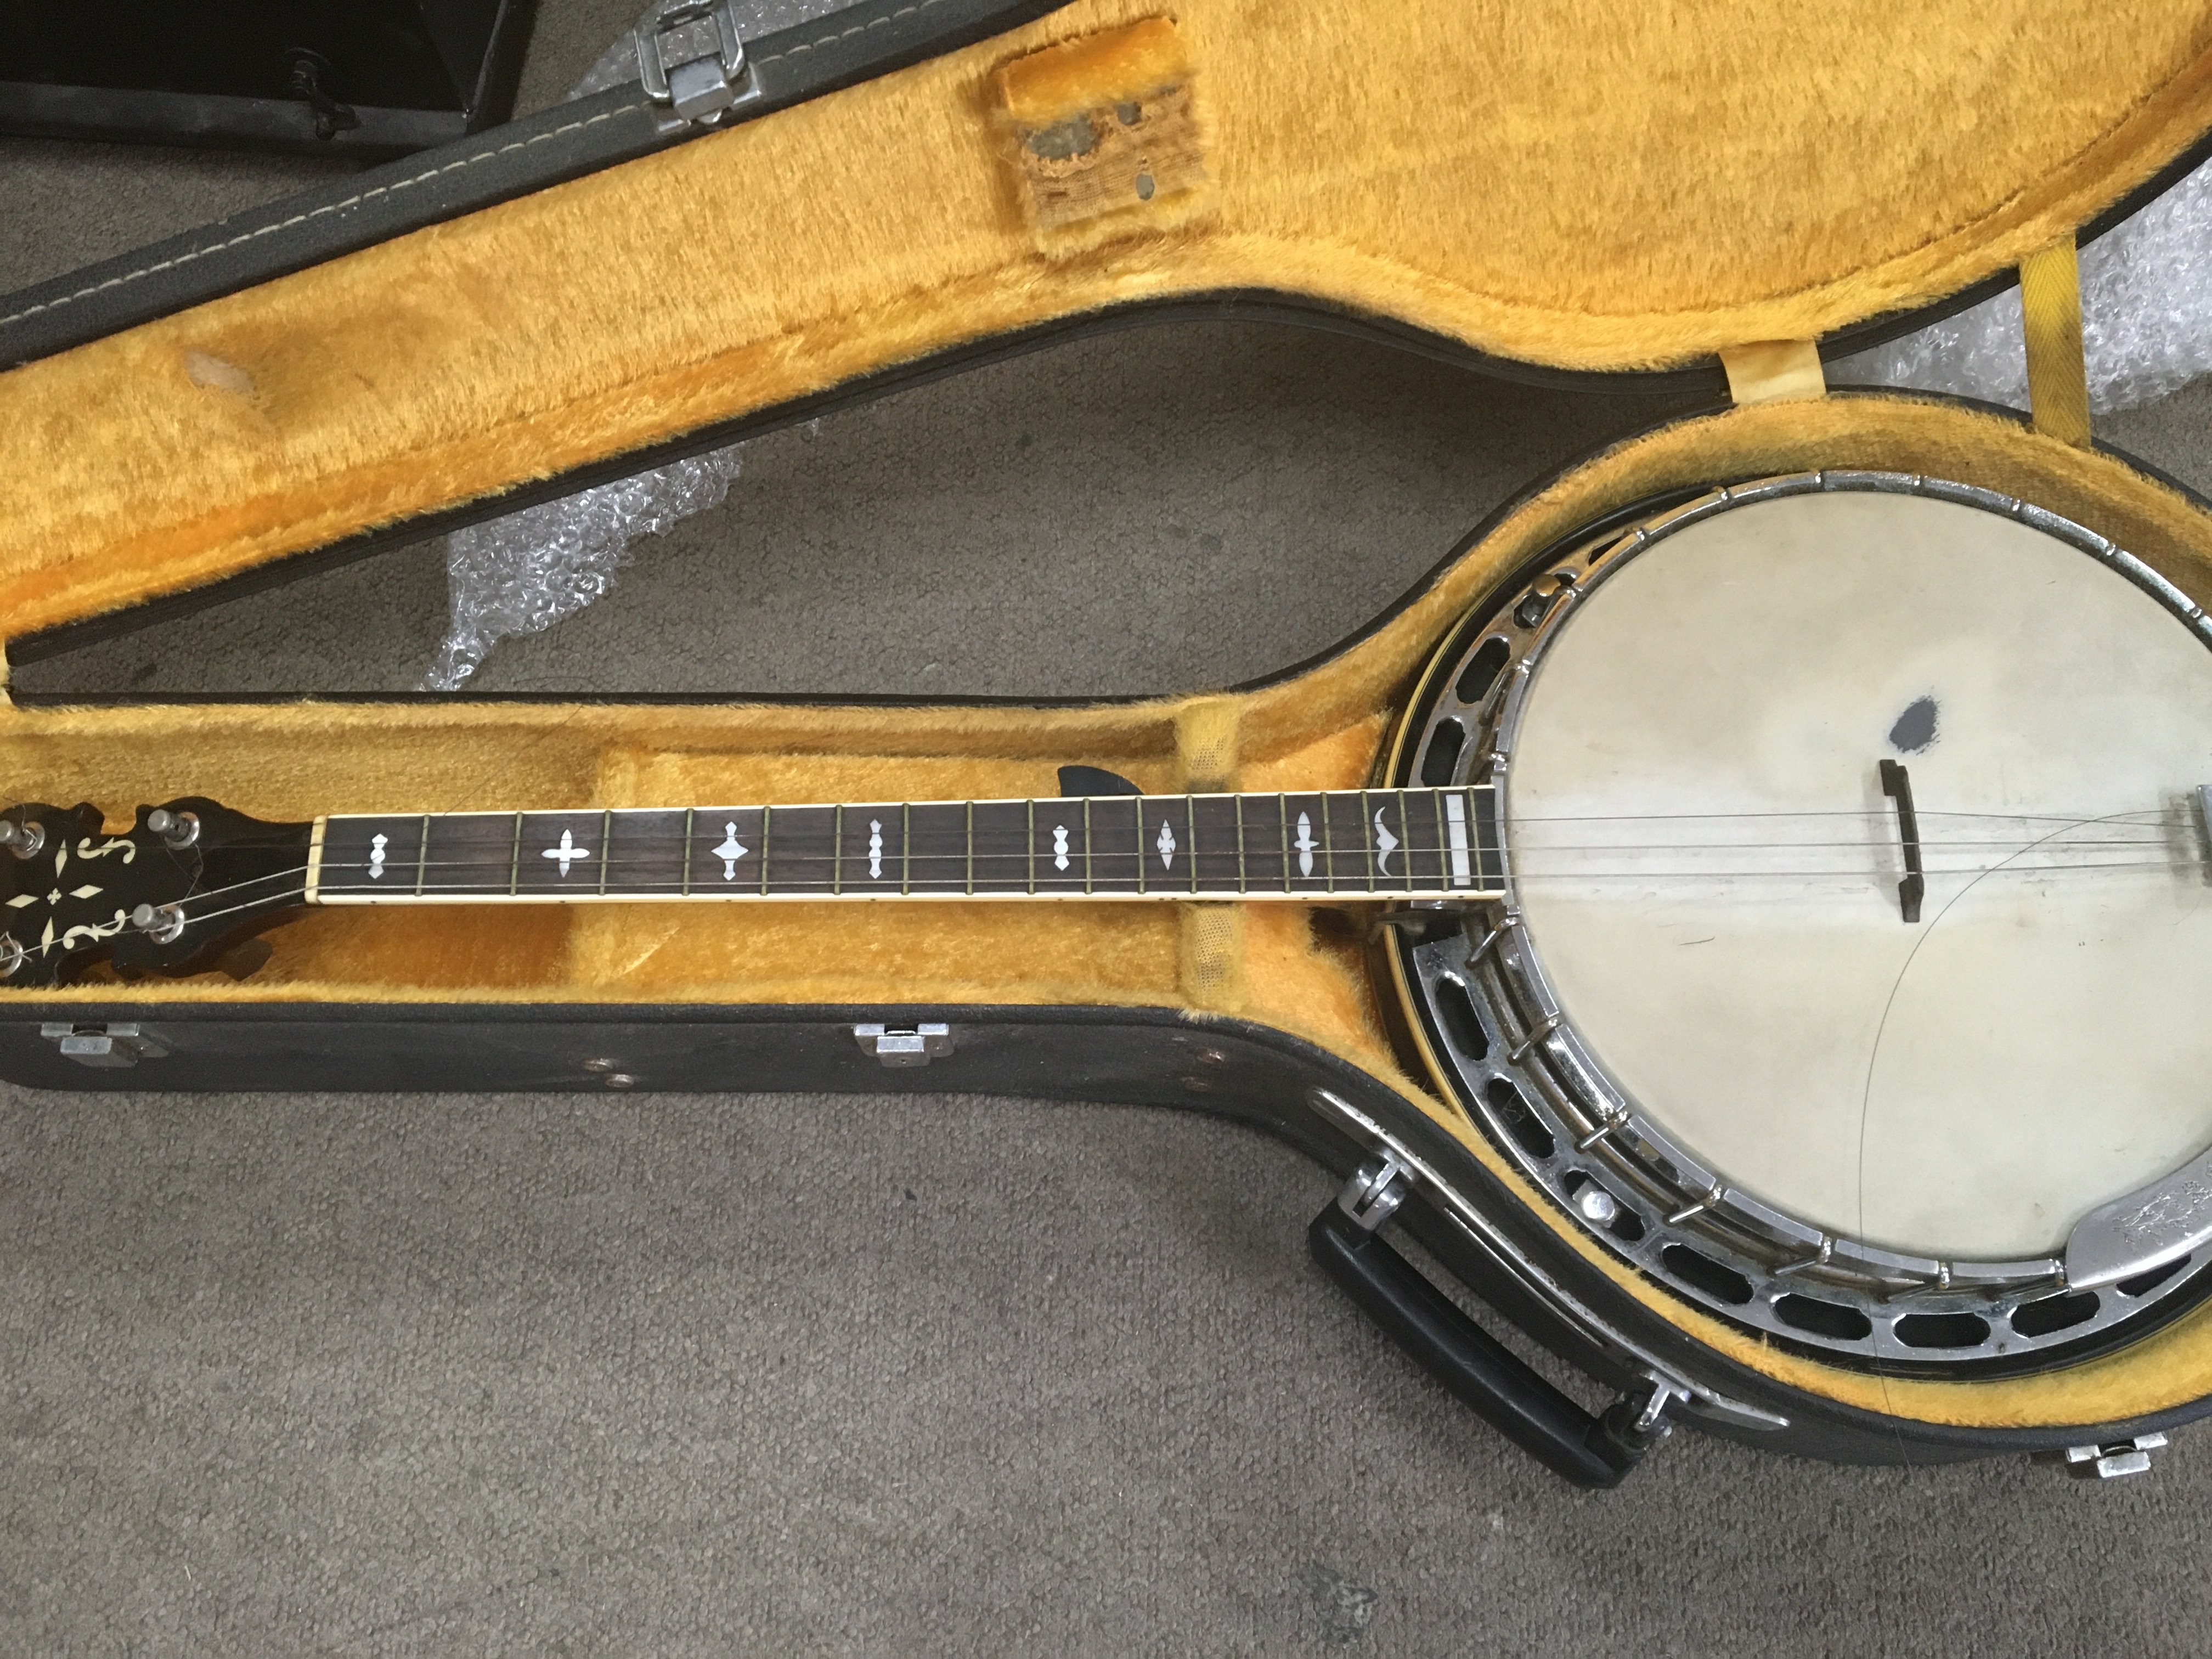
[1505,489,2212,1260]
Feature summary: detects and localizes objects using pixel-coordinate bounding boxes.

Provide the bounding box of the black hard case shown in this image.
[6,1,2210,1480]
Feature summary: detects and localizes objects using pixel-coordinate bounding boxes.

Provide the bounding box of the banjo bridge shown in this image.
[1878,759,1925,924]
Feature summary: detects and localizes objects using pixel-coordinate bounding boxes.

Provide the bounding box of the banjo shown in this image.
[8,472,2212,1389]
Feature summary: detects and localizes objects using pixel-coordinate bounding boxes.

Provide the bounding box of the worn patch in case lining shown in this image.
[996,18,1208,248]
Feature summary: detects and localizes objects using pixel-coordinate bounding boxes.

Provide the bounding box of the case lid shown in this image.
[4,0,2212,644]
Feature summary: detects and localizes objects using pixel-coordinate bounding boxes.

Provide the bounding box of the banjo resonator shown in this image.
[1392,471,2212,1371]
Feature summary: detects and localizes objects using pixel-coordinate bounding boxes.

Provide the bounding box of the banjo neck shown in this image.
[303,786,1506,906]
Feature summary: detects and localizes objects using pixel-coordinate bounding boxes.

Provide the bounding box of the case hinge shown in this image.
[636,2,757,128]
[40,1021,170,1067]
[853,1022,955,1068]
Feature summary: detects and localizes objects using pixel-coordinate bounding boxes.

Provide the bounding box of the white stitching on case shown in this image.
[754,0,943,63]
[0,0,966,338]
[0,103,647,331]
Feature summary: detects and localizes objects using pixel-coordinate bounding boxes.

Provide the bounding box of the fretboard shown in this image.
[306,788,1504,904]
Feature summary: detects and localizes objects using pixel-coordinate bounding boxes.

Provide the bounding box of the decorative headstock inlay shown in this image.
[0,798,313,988]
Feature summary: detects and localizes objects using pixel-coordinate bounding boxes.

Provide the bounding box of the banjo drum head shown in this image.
[1401,475,2212,1365]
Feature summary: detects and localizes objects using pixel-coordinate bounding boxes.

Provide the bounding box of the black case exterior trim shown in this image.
[7,996,2207,1469]
[0,0,1071,373]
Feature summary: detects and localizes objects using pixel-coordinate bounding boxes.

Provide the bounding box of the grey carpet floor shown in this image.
[7,8,2212,1655]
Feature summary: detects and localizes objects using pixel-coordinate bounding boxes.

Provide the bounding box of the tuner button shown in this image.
[131,902,187,944]
[145,809,200,849]
[0,820,44,859]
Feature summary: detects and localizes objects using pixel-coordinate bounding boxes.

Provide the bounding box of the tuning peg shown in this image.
[145,809,200,849]
[128,902,187,943]
[0,819,44,859]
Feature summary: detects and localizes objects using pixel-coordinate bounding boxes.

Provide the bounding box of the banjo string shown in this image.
[163,839,2200,908]
[27,797,2206,943]
[94,837,2212,924]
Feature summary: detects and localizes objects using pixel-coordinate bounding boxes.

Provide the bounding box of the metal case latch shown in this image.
[2063,1434,2168,1480]
[637,2,755,126]
[40,1022,170,1068]
[854,1023,954,1068]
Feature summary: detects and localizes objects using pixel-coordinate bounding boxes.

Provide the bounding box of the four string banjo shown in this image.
[8,471,2212,1382]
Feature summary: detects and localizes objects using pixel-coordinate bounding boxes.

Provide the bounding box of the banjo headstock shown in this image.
[0,797,311,988]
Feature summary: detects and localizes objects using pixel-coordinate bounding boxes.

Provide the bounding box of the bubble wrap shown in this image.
[421,3,845,690]
[421,445,746,690]
[1830,158,2212,414]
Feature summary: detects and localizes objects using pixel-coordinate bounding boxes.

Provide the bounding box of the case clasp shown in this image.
[636,2,757,128]
[40,1021,169,1067]
[853,1022,955,1068]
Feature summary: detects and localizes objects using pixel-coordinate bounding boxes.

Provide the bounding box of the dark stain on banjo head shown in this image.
[1888,694,1940,753]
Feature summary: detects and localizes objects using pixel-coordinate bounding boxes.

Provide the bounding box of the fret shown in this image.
[972,800,1031,895]
[1239,791,1285,892]
[1190,794,1243,893]
[1441,790,1476,890]
[317,812,425,897]
[514,810,608,893]
[1235,794,1248,894]
[681,809,695,897]
[1318,792,1371,898]
[1026,799,1036,895]
[1030,798,1089,895]
[1358,790,1376,893]
[763,804,836,894]
[1086,794,1142,895]
[903,802,970,894]
[1186,795,1199,895]
[833,804,844,896]
[363,811,497,898]
[1383,789,1417,894]
[430,812,517,897]
[759,804,771,895]
[1471,785,1505,888]
[603,809,689,894]
[1280,792,1331,895]
[1397,788,1438,894]
[901,802,911,895]
[1428,788,1457,894]
[965,801,974,895]
[834,805,904,892]
[507,812,522,895]
[1135,797,1186,891]
[689,807,764,891]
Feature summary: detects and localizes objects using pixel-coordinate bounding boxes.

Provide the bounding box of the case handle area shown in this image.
[1308,1165,1672,1489]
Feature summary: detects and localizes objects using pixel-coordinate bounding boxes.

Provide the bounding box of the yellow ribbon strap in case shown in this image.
[2021,237,2092,448]
[1719,339,1826,405]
